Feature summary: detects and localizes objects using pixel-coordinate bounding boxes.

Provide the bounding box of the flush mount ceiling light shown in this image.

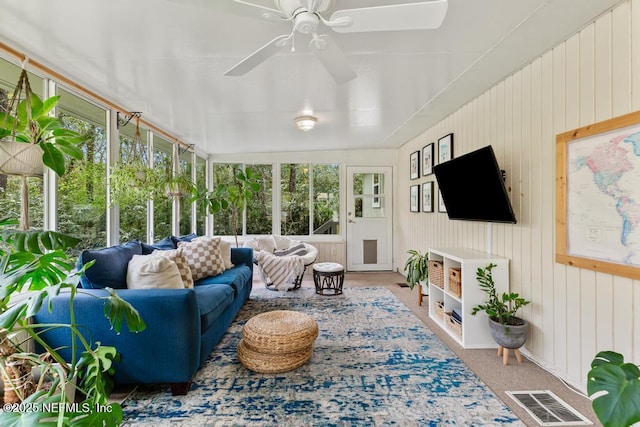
[295,115,317,131]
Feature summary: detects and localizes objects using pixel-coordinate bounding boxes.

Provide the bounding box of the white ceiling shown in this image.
[0,0,622,156]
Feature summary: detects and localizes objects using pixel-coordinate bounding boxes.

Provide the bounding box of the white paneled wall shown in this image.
[395,0,639,391]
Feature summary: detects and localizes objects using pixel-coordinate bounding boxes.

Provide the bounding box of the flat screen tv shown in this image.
[433,145,517,223]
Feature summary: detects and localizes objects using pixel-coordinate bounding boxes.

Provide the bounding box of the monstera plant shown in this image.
[588,351,640,427]
[0,222,146,426]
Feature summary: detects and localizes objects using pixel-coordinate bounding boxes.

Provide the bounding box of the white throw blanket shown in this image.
[255,250,305,291]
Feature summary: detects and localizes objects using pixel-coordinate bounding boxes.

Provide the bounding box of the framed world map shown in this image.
[556,110,640,280]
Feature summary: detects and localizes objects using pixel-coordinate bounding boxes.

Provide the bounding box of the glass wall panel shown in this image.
[57,88,107,249]
[0,59,44,229]
[212,163,240,236]
[246,164,272,235]
[179,151,192,235]
[118,120,148,242]
[313,164,339,234]
[153,136,173,239]
[281,163,309,235]
[195,156,207,235]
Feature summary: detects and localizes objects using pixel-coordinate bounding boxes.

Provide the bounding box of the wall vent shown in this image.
[506,390,592,426]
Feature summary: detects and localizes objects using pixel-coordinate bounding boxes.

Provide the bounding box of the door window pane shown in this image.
[353,173,385,218]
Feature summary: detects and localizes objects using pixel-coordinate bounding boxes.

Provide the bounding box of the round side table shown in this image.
[313,262,345,296]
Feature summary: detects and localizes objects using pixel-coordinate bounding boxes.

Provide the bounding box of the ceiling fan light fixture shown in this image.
[295,115,317,131]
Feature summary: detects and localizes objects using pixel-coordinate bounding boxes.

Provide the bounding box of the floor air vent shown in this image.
[506,390,592,426]
[396,282,409,288]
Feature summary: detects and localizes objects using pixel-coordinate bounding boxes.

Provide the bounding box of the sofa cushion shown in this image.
[80,241,142,289]
[141,236,176,254]
[170,233,197,247]
[178,237,225,280]
[126,254,184,289]
[194,264,252,296]
[152,248,194,288]
[193,284,235,332]
[256,236,276,253]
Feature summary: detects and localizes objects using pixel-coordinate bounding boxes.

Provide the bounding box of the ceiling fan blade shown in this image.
[225,34,290,76]
[330,0,448,33]
[310,35,356,84]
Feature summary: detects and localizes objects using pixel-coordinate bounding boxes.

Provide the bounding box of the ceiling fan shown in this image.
[223,0,448,84]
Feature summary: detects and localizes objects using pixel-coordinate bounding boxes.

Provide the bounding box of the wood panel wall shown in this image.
[396,0,639,390]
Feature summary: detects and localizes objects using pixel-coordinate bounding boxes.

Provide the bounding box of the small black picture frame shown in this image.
[438,133,454,164]
[422,143,434,176]
[410,151,420,180]
[410,185,420,212]
[422,182,433,213]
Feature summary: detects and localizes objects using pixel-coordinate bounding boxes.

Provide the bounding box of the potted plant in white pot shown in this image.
[471,263,530,350]
[403,250,429,305]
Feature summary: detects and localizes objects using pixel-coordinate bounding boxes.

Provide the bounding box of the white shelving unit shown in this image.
[427,247,509,349]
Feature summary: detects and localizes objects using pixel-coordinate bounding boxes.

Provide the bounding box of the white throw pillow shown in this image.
[256,236,276,253]
[272,235,291,251]
[126,254,184,289]
[153,248,194,288]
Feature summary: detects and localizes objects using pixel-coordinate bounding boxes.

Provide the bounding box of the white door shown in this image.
[346,167,393,271]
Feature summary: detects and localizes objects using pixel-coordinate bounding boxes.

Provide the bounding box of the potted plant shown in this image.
[403,250,429,302]
[588,351,640,427]
[0,68,85,177]
[0,219,146,425]
[471,263,530,349]
[191,166,261,247]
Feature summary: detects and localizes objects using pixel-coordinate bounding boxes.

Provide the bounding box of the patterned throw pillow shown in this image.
[178,237,225,280]
[152,248,194,288]
[194,236,234,270]
[274,243,308,257]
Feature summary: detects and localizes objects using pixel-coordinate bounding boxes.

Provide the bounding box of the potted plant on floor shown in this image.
[403,250,429,304]
[587,351,640,427]
[0,217,146,425]
[471,263,530,350]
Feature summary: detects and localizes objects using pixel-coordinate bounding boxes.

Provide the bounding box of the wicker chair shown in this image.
[244,236,318,290]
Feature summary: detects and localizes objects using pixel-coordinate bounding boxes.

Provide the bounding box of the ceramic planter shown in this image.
[488,316,528,349]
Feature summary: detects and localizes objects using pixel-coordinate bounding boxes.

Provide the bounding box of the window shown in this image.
[0,59,44,230]
[57,88,108,249]
[212,163,241,236]
[313,164,339,235]
[153,136,173,239]
[195,156,207,235]
[281,164,309,235]
[118,120,148,242]
[179,151,193,235]
[246,164,272,235]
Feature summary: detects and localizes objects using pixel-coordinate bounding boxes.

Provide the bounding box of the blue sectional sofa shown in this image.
[33,237,253,395]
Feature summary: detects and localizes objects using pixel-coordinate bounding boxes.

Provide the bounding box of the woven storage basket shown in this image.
[447,313,462,339]
[428,260,444,289]
[435,301,445,321]
[449,268,462,298]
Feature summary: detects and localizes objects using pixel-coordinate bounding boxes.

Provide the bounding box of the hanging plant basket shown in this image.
[0,139,44,177]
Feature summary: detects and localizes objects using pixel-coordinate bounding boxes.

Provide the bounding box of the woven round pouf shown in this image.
[238,310,318,373]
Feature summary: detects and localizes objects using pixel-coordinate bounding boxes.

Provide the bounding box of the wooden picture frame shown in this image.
[410,185,420,212]
[422,143,434,176]
[410,151,420,180]
[438,133,454,164]
[422,181,433,213]
[556,110,640,280]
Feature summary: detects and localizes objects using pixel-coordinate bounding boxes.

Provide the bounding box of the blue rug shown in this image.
[121,287,524,426]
